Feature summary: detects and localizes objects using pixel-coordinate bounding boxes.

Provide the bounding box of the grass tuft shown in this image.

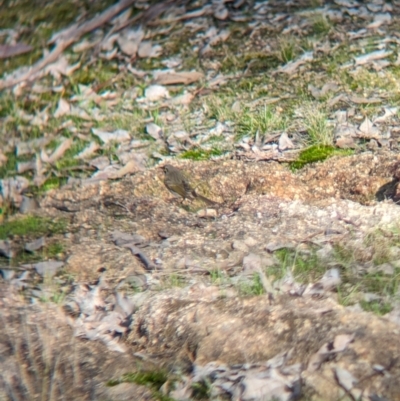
[236,106,287,139]
[0,216,67,240]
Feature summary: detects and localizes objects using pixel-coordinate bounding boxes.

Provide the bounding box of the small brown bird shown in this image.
[162,164,217,206]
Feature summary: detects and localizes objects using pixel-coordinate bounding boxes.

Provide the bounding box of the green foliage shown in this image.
[0,152,18,179]
[302,104,333,145]
[236,106,287,139]
[192,379,212,400]
[278,37,297,63]
[333,235,400,310]
[165,273,186,288]
[180,148,224,160]
[0,216,67,240]
[39,177,69,193]
[273,248,328,283]
[310,14,332,35]
[46,242,64,257]
[290,145,353,170]
[111,370,168,388]
[239,273,265,296]
[107,370,174,401]
[359,300,392,316]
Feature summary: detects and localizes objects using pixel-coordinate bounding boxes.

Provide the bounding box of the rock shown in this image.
[376,263,394,275]
[244,237,258,247]
[232,240,249,253]
[242,253,262,275]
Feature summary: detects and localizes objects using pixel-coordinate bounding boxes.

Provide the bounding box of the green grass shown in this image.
[107,370,174,401]
[0,152,18,179]
[236,106,287,139]
[278,36,298,63]
[180,148,224,160]
[268,243,400,316]
[273,248,327,283]
[332,235,400,313]
[359,300,393,315]
[238,273,265,296]
[302,103,333,145]
[310,14,332,36]
[0,215,67,239]
[46,242,64,257]
[191,379,212,400]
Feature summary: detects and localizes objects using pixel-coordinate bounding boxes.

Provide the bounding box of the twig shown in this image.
[122,244,156,271]
[0,0,136,90]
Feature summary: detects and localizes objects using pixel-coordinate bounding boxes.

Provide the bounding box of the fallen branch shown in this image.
[0,0,136,90]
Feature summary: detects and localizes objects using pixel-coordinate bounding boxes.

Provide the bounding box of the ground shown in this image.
[2,1,400,400]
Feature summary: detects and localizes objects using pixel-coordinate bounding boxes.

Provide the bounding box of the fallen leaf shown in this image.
[367,12,392,29]
[0,43,33,59]
[33,260,64,277]
[335,367,358,392]
[0,240,15,258]
[359,117,380,137]
[92,128,131,144]
[336,136,357,148]
[373,107,398,123]
[17,160,36,173]
[154,70,204,85]
[144,84,170,101]
[137,41,162,58]
[54,98,71,118]
[111,7,132,26]
[354,49,392,66]
[108,159,142,179]
[319,268,341,290]
[278,51,314,75]
[75,142,100,159]
[350,96,382,104]
[209,29,230,45]
[146,123,163,140]
[0,176,30,205]
[0,151,7,168]
[278,132,294,151]
[170,92,195,105]
[117,28,144,56]
[41,138,73,163]
[213,4,229,20]
[45,55,81,79]
[25,237,46,252]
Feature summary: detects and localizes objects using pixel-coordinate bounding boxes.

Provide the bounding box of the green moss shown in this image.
[39,177,68,193]
[180,148,224,160]
[290,145,353,170]
[0,215,67,240]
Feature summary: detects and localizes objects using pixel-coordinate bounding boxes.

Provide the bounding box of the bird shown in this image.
[162,164,218,206]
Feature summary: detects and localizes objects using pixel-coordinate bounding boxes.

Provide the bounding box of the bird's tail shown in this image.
[193,191,219,206]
